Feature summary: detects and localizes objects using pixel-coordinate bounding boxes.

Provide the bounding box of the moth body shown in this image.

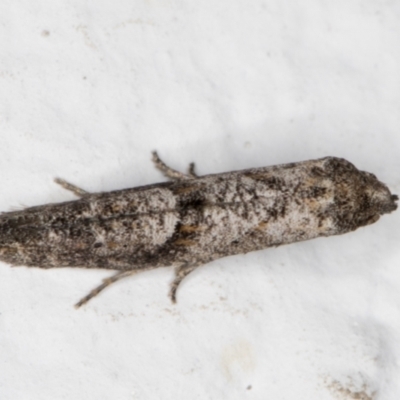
[0,153,397,306]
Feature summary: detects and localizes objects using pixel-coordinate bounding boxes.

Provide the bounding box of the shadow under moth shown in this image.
[0,152,397,307]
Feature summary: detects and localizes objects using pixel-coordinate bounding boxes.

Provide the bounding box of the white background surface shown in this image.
[0,1,399,399]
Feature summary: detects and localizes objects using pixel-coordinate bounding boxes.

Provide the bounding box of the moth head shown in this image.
[360,171,399,223]
[324,157,397,231]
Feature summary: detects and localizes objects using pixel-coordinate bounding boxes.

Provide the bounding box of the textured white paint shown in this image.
[0,1,399,399]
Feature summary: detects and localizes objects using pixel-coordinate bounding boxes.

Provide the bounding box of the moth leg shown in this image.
[187,162,198,178]
[169,264,198,303]
[75,270,137,308]
[54,178,89,198]
[152,151,195,181]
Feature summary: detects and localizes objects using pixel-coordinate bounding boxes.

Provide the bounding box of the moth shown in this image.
[0,152,397,307]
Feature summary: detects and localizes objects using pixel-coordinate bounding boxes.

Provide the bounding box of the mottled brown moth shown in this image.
[0,152,397,307]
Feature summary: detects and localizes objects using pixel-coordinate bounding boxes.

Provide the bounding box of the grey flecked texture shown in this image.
[0,153,397,306]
